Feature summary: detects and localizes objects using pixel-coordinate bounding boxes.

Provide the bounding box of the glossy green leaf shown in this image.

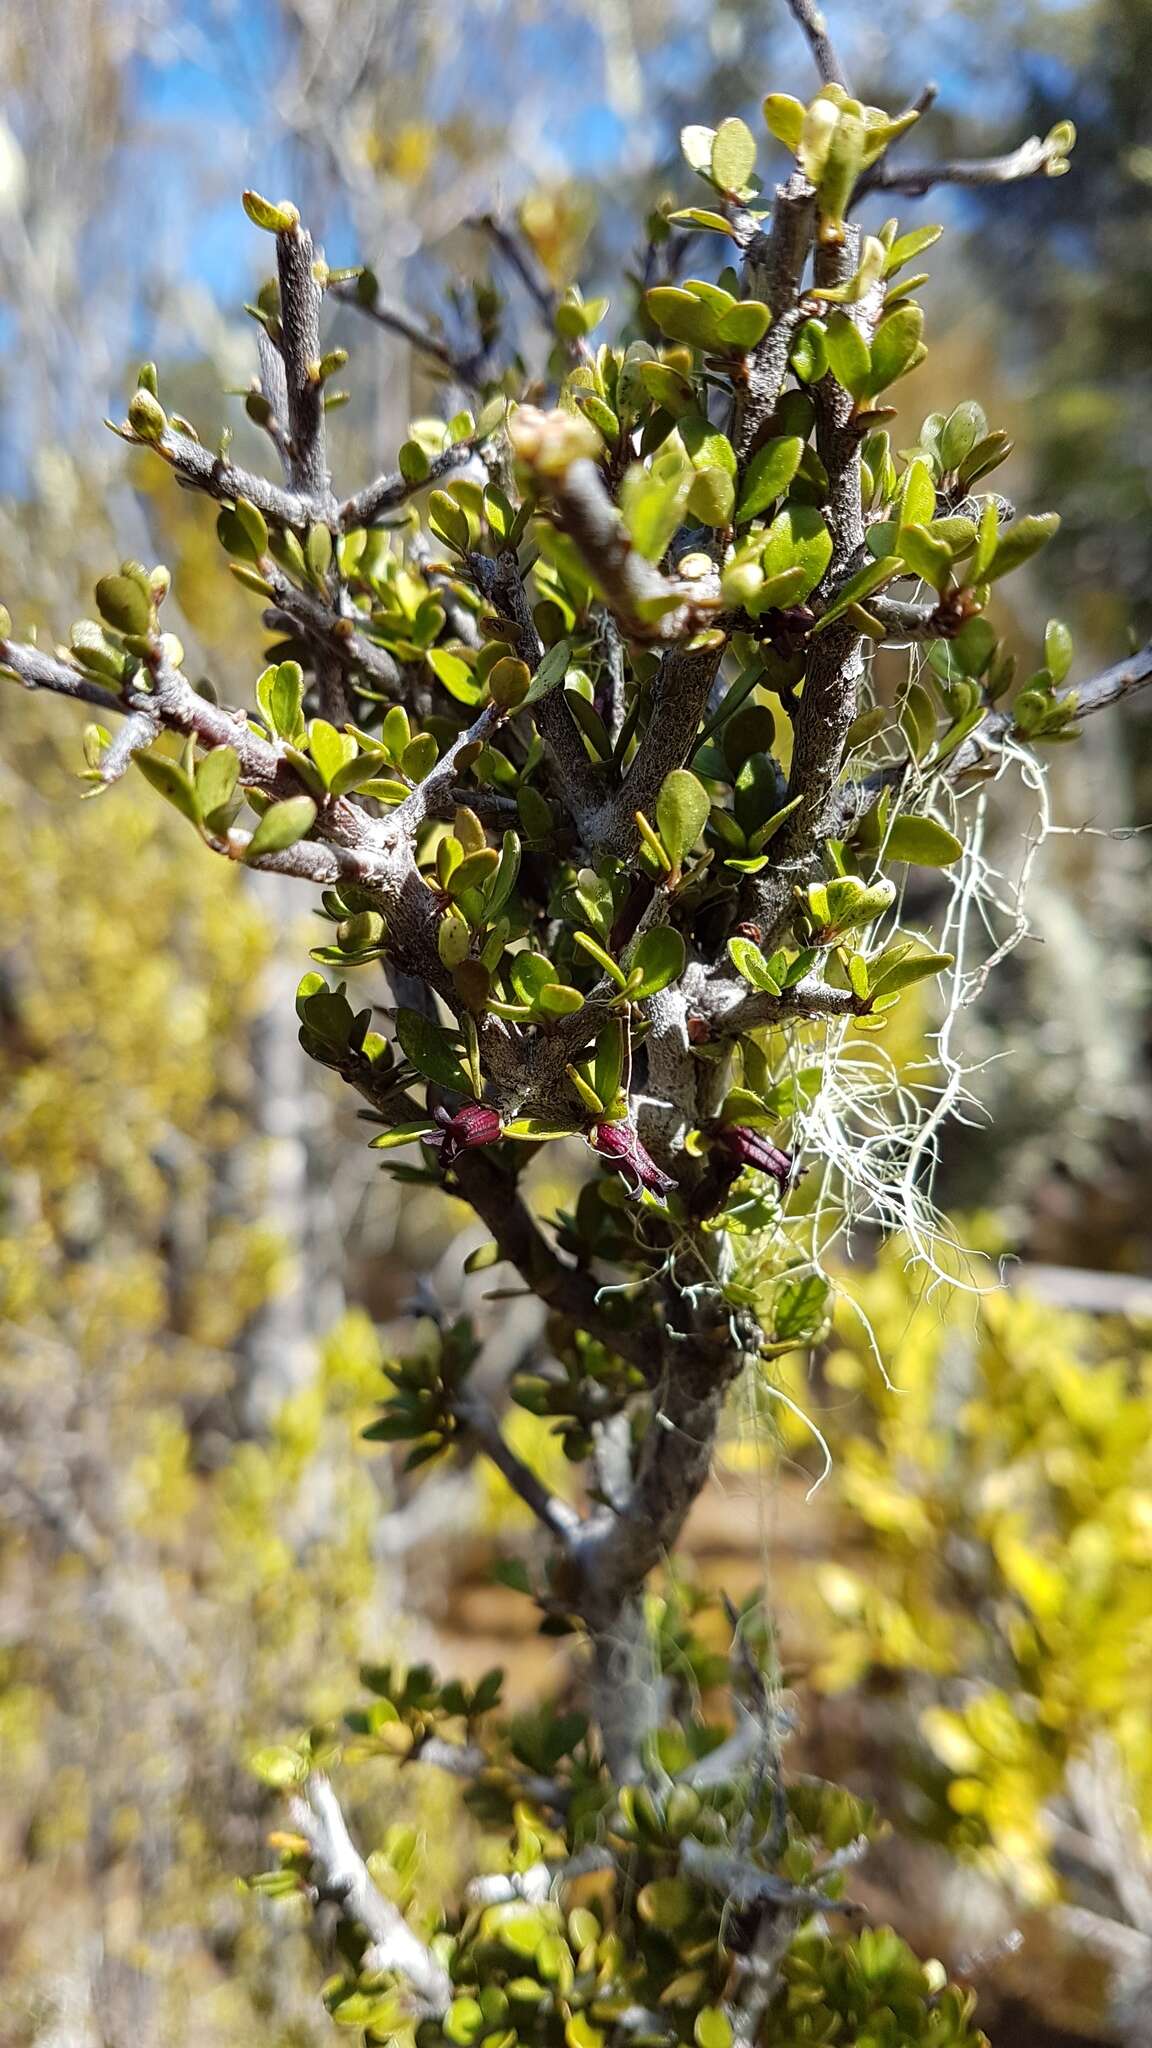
[395,1009,471,1092]
[735,436,804,524]
[865,303,925,395]
[657,769,710,867]
[885,814,964,867]
[983,513,1061,582]
[627,926,686,998]
[136,750,200,825]
[824,311,872,401]
[761,504,832,601]
[711,117,757,191]
[246,794,317,859]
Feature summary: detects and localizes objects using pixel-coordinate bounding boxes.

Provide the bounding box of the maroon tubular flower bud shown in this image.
[431,1101,504,1166]
[716,1125,798,1187]
[590,1119,677,1199]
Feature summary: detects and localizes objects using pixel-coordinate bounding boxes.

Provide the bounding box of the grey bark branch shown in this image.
[339,439,486,531]
[453,1394,581,1541]
[697,975,862,1037]
[289,1773,451,2013]
[856,132,1070,201]
[541,459,704,642]
[445,1146,662,1381]
[275,220,332,507]
[0,637,129,716]
[98,706,162,782]
[750,229,879,948]
[386,700,503,834]
[594,640,726,857]
[735,175,818,461]
[784,0,851,89]
[263,565,404,694]
[946,636,1152,785]
[469,552,604,830]
[155,424,317,528]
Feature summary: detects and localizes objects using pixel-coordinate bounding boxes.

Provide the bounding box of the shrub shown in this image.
[2,0,1148,2038]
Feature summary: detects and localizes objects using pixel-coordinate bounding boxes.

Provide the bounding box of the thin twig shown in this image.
[332,282,485,391]
[339,439,487,532]
[784,0,851,90]
[275,218,331,506]
[289,1773,452,2013]
[452,1394,582,1542]
[856,131,1068,201]
[152,424,316,529]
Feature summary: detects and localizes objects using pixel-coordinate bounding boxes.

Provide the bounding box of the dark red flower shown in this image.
[590,1119,677,1198]
[430,1101,504,1166]
[715,1125,799,1187]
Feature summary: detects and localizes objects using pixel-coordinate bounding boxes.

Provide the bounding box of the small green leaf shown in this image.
[428,490,471,554]
[370,1121,439,1149]
[444,1999,485,2047]
[714,300,771,350]
[523,638,573,707]
[246,794,317,859]
[885,814,963,867]
[95,574,151,636]
[637,1879,695,1931]
[711,116,757,192]
[883,223,942,275]
[307,719,358,789]
[428,647,483,705]
[900,456,937,528]
[127,388,167,441]
[489,657,531,709]
[735,436,804,524]
[242,190,300,234]
[448,849,500,899]
[620,458,693,563]
[536,983,585,1018]
[195,745,240,821]
[260,659,305,739]
[305,522,333,581]
[870,946,954,994]
[503,1117,581,1141]
[865,303,925,396]
[399,439,430,484]
[790,319,829,383]
[235,497,269,558]
[896,523,953,592]
[762,93,805,153]
[686,466,736,527]
[824,312,872,402]
[728,936,779,994]
[761,504,832,601]
[696,2010,733,2048]
[248,1744,306,1788]
[657,769,710,868]
[626,926,686,999]
[646,287,722,350]
[136,751,200,825]
[983,512,1061,582]
[1045,619,1073,686]
[574,930,628,988]
[680,124,717,175]
[396,1009,471,1092]
[813,554,902,631]
[939,401,988,472]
